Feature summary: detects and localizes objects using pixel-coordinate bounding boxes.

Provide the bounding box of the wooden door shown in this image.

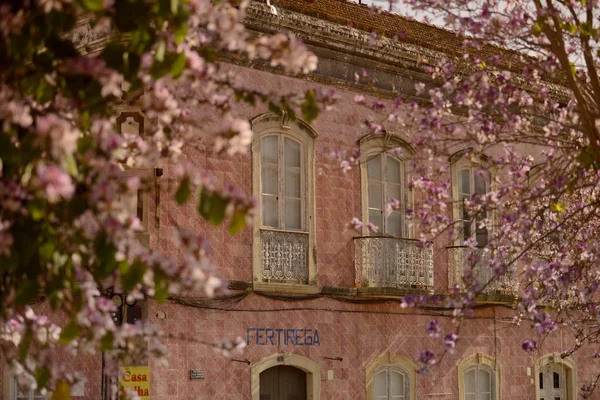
[539,363,566,400]
[260,365,307,400]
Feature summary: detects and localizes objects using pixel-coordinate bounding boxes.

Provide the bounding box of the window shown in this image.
[251,113,317,287]
[458,354,500,400]
[464,365,493,400]
[366,353,416,400]
[9,376,46,400]
[372,366,409,400]
[260,134,305,230]
[536,354,576,400]
[453,159,490,246]
[366,154,405,237]
[360,134,411,238]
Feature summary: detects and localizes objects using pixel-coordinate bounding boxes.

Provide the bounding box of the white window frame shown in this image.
[535,353,577,400]
[359,134,413,238]
[372,365,410,400]
[457,353,501,400]
[451,155,492,247]
[251,113,318,289]
[366,353,417,400]
[3,374,48,400]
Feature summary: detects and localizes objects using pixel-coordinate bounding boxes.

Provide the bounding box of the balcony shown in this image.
[261,229,309,284]
[354,236,434,290]
[448,246,518,295]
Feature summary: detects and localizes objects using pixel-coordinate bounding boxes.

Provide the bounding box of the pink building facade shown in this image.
[3,1,599,399]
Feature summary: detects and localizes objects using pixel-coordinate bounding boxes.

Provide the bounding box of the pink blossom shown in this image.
[36,164,75,203]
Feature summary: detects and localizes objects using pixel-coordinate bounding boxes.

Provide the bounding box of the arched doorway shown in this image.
[251,353,320,400]
[260,365,307,400]
[535,354,577,400]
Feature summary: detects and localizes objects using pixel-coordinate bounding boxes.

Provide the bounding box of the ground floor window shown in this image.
[10,376,46,400]
[457,354,500,400]
[372,365,409,399]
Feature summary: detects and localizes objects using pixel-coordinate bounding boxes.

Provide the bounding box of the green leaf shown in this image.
[174,23,188,45]
[15,280,40,306]
[228,209,247,235]
[170,0,179,13]
[198,187,228,225]
[120,259,146,291]
[39,241,56,262]
[156,41,166,62]
[170,52,186,78]
[154,275,169,303]
[28,199,47,221]
[100,332,115,351]
[80,0,105,11]
[59,320,80,345]
[35,367,51,391]
[175,178,192,204]
[52,380,71,400]
[301,89,319,123]
[198,46,217,63]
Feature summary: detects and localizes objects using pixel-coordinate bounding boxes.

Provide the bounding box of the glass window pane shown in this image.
[387,212,403,237]
[285,198,301,230]
[540,372,544,389]
[475,170,488,195]
[284,138,301,167]
[387,183,402,203]
[261,135,278,163]
[460,169,470,194]
[480,394,491,400]
[386,157,402,183]
[478,369,491,393]
[367,155,382,180]
[373,370,387,398]
[369,210,383,235]
[369,182,383,210]
[390,371,404,396]
[262,195,278,228]
[465,395,477,400]
[476,226,488,247]
[553,372,560,388]
[262,164,279,195]
[464,369,476,394]
[285,168,301,198]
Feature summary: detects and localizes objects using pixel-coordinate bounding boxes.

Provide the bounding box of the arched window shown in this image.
[359,134,412,238]
[251,113,318,287]
[451,155,490,246]
[372,365,410,400]
[463,364,494,400]
[535,354,576,400]
[458,354,500,400]
[366,353,416,400]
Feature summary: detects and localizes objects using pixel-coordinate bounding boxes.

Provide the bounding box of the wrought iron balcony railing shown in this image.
[354,236,434,289]
[449,246,518,295]
[261,229,309,284]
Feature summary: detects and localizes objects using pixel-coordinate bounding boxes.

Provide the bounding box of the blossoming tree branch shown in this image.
[0,0,323,398]
[339,0,600,394]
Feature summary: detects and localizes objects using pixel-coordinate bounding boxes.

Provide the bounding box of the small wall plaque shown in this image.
[190,369,205,380]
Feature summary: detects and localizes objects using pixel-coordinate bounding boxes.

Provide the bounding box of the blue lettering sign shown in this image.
[246,328,321,346]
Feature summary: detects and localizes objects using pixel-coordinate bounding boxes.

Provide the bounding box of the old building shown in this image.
[2,0,598,399]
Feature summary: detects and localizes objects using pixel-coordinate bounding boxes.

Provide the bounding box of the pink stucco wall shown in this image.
[144,64,600,399]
